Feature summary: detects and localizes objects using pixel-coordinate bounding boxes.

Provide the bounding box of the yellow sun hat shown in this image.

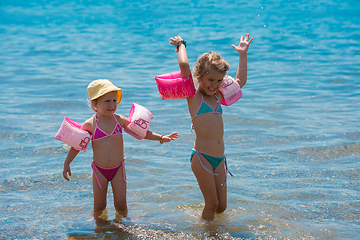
[87,79,122,104]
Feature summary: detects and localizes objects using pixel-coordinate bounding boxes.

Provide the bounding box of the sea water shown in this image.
[0,0,359,239]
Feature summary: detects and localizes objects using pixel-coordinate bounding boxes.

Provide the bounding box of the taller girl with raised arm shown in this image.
[169,34,252,221]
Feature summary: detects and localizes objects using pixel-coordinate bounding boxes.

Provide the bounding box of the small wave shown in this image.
[283,142,360,159]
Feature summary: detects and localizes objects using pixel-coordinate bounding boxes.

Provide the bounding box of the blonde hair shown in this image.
[193,52,230,85]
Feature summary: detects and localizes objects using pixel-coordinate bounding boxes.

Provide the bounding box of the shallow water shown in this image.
[0,0,359,239]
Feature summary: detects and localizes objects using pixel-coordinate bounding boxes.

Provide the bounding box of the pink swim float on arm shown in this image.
[54,117,91,151]
[218,75,243,106]
[155,71,196,100]
[124,103,154,140]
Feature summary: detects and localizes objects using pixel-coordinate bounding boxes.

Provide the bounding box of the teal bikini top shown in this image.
[191,92,222,121]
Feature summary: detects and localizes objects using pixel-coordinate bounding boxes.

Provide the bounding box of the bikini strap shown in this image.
[94,114,120,129]
[191,92,203,121]
[94,114,99,124]
[195,150,218,176]
[91,162,102,189]
[199,91,204,100]
[113,114,120,125]
[94,114,118,124]
[214,93,220,103]
[222,156,234,190]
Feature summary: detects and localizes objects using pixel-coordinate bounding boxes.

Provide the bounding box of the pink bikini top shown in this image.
[92,114,122,141]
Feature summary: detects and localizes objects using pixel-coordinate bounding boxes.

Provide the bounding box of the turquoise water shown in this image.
[0,0,359,239]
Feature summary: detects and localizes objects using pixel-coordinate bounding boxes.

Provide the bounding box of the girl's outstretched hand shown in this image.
[161,132,179,143]
[232,33,253,54]
[170,36,183,52]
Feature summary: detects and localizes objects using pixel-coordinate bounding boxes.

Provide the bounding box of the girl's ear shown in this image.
[91,100,98,111]
[195,73,201,80]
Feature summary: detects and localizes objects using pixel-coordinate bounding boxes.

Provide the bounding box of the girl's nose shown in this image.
[110,101,117,108]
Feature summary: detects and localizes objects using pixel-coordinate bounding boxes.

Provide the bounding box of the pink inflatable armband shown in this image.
[54,117,91,151]
[124,103,154,140]
[218,75,242,106]
[155,71,196,100]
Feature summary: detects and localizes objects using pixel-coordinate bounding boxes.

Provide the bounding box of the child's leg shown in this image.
[191,154,219,221]
[213,161,227,213]
[92,170,109,217]
[111,164,128,215]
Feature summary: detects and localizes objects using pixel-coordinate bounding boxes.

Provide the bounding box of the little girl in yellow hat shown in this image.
[62,79,178,218]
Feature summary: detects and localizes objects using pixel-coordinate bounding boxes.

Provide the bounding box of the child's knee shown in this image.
[206,198,219,211]
[114,200,127,213]
[216,202,227,213]
[94,202,107,212]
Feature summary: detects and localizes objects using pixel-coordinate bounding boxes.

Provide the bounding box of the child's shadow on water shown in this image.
[68,211,137,240]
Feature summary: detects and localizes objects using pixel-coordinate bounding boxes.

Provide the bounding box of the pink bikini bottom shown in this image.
[91,161,126,189]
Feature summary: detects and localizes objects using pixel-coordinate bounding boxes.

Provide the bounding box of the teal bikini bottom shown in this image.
[190,148,233,190]
[190,149,224,171]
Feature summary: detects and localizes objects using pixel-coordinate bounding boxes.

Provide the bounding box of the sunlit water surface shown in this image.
[0,0,359,239]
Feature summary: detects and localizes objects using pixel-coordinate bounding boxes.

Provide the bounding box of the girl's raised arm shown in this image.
[231,33,253,88]
[170,36,191,78]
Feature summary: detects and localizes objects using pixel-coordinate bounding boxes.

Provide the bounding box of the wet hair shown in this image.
[193,52,230,81]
